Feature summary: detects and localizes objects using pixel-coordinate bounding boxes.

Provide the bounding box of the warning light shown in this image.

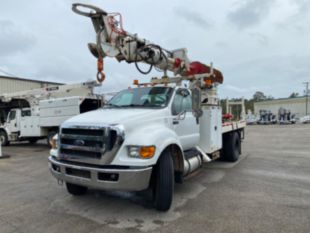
[204,78,212,86]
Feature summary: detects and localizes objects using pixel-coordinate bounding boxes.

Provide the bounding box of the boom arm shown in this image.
[72,3,223,84]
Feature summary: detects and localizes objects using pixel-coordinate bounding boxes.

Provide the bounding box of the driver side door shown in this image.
[171,89,199,150]
[7,110,19,133]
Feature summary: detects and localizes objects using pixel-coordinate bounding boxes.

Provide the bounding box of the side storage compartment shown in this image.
[198,106,222,153]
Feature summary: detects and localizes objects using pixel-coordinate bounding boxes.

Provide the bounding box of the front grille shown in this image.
[59,127,117,159]
[62,128,103,136]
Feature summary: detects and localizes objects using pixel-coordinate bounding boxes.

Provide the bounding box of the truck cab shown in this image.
[1,108,22,144]
[6,108,21,134]
[48,85,245,211]
[0,108,41,145]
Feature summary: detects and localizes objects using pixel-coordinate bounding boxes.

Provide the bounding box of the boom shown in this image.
[72,3,224,84]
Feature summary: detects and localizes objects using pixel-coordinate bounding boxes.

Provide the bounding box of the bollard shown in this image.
[0,141,10,159]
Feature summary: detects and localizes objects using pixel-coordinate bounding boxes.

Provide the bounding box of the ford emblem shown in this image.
[74,139,85,146]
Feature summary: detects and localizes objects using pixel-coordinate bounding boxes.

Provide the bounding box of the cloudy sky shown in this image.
[0,0,309,98]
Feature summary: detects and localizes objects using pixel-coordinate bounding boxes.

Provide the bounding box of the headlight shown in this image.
[51,134,58,150]
[127,145,156,159]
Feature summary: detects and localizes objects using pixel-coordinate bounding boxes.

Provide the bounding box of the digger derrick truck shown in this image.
[48,3,246,211]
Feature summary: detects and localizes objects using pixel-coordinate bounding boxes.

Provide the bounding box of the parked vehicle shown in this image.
[49,85,245,211]
[0,81,102,147]
[48,3,246,211]
[300,115,310,124]
[278,107,296,124]
[257,110,277,125]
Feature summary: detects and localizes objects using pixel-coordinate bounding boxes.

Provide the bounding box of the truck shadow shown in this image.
[88,188,155,209]
[50,178,209,231]
[48,155,246,230]
[6,142,49,152]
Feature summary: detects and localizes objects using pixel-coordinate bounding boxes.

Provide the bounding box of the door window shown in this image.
[9,111,16,121]
[21,110,31,117]
[172,89,192,115]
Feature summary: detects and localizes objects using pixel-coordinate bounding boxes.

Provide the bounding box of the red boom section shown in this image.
[186,61,224,84]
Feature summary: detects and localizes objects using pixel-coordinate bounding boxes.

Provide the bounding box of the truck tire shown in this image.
[28,138,38,144]
[153,150,174,211]
[47,131,57,148]
[222,132,241,162]
[66,183,88,196]
[0,131,9,146]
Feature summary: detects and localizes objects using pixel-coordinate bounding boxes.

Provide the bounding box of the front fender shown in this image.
[111,123,184,167]
[0,126,10,136]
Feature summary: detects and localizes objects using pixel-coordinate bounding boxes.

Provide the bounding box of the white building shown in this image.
[254,97,309,118]
[0,75,63,94]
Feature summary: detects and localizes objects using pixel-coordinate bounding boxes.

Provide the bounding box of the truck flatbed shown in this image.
[222,120,246,134]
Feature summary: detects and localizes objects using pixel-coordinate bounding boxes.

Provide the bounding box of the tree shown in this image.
[289,92,299,98]
[253,91,267,101]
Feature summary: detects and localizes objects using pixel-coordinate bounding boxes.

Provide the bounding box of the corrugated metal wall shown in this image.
[254,97,308,118]
[0,77,57,94]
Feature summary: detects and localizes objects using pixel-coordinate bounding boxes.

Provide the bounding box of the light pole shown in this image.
[303,82,309,116]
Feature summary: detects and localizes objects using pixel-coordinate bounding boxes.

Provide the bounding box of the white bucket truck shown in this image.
[0,81,102,147]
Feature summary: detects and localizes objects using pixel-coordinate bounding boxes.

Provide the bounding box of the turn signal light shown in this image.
[140,146,156,159]
[133,79,139,85]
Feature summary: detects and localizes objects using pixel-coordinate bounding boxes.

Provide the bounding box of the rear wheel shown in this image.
[28,138,38,144]
[0,131,9,146]
[153,150,174,211]
[66,183,88,196]
[222,132,241,162]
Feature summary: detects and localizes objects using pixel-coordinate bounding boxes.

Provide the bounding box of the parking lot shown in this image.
[1,124,310,233]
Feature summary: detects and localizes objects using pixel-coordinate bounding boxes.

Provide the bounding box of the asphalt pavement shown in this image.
[0,124,309,233]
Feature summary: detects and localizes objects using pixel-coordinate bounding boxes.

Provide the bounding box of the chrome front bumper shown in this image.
[48,156,152,191]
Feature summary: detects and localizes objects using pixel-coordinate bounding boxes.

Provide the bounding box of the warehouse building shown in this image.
[0,75,63,94]
[254,97,309,118]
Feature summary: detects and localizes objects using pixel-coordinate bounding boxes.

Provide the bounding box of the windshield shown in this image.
[107,87,173,108]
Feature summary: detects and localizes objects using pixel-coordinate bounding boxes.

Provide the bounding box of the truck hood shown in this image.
[62,108,167,128]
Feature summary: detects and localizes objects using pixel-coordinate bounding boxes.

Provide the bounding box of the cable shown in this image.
[134,44,169,75]
[134,49,153,75]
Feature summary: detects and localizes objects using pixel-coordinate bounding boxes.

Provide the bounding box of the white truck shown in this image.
[0,81,102,146]
[48,4,246,211]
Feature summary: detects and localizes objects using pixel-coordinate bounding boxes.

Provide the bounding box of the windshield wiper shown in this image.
[120,104,144,107]
[105,103,121,108]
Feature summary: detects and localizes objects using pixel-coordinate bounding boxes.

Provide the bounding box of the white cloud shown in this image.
[228,0,276,29]
[0,0,309,99]
[174,6,213,29]
[0,20,36,57]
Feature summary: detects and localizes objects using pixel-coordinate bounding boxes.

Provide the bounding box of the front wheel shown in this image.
[66,183,88,196]
[153,150,174,211]
[0,131,9,146]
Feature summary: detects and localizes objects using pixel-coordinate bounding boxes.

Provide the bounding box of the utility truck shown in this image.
[0,81,102,147]
[48,4,246,211]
